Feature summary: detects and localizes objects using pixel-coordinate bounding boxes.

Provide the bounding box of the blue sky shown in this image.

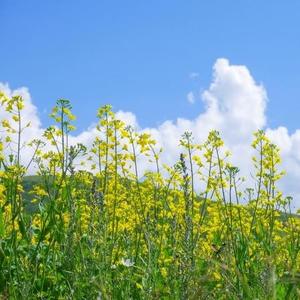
[1,0,300,132]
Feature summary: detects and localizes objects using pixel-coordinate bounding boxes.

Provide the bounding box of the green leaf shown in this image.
[0,209,5,237]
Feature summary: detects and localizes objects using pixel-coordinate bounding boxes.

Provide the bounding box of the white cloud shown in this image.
[189,72,199,79]
[266,127,300,206]
[115,110,139,129]
[1,58,299,208]
[0,82,41,131]
[187,91,195,104]
[0,83,44,172]
[141,58,268,185]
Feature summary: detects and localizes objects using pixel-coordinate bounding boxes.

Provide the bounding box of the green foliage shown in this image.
[0,94,300,299]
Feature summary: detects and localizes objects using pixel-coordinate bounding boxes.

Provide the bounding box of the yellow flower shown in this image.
[161,267,168,278]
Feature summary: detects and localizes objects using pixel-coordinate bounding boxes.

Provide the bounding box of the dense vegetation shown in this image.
[0,94,300,299]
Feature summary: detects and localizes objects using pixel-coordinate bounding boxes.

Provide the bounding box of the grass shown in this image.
[0,95,300,299]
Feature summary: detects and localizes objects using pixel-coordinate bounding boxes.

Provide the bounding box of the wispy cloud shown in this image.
[187,91,195,104]
[189,72,199,79]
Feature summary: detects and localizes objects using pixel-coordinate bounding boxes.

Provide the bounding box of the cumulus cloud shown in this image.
[0,82,44,172]
[141,59,268,175]
[0,82,42,131]
[266,127,300,206]
[1,58,299,208]
[115,110,139,129]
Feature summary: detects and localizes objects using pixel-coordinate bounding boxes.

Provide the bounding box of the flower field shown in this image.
[0,94,300,299]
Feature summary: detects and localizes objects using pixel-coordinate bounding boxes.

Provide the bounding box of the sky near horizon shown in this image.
[2,1,300,207]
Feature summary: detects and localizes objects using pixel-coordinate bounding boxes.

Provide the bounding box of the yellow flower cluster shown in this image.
[0,93,300,299]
